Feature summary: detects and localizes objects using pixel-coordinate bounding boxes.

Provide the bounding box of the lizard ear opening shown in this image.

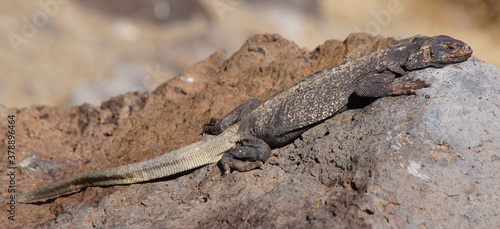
[423,47,432,61]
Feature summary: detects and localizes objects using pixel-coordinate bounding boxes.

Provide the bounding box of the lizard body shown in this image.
[19,35,472,203]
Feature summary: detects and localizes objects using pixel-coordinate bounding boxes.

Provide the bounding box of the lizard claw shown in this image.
[220,163,231,177]
[258,161,265,170]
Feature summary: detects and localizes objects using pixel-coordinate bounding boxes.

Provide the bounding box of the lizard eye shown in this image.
[445,44,457,51]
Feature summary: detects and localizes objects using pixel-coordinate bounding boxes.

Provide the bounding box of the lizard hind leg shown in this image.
[219,137,271,175]
[204,99,261,135]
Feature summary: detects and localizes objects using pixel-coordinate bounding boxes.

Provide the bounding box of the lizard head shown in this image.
[405,35,473,70]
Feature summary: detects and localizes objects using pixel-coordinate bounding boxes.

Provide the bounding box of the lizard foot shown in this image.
[220,156,264,176]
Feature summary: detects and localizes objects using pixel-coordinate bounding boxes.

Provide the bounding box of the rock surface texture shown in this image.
[1,33,498,228]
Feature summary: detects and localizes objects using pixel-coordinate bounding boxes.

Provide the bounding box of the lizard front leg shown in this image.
[389,77,431,95]
[204,99,261,135]
[355,71,430,97]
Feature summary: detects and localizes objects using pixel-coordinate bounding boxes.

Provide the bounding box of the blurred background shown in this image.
[1,0,498,107]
